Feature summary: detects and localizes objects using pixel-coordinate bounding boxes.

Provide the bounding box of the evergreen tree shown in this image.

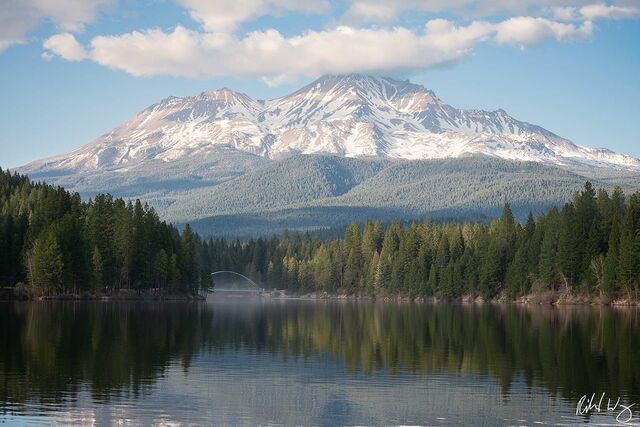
[480,238,502,298]
[427,265,437,296]
[169,253,181,292]
[538,212,559,290]
[29,229,64,295]
[343,222,363,291]
[200,267,213,294]
[154,249,169,291]
[506,242,528,298]
[366,250,380,294]
[181,224,199,292]
[558,204,582,289]
[603,212,621,296]
[618,206,637,299]
[92,247,104,293]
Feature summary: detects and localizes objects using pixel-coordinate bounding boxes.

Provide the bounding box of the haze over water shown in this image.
[1,298,639,426]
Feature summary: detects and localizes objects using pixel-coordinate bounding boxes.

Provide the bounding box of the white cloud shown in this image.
[580,3,640,20]
[0,0,40,53]
[495,17,593,45]
[2,0,639,57]
[0,0,113,53]
[343,0,589,23]
[42,17,593,83]
[551,6,578,21]
[177,0,331,32]
[42,33,88,61]
[14,0,639,82]
[343,0,640,23]
[30,0,115,32]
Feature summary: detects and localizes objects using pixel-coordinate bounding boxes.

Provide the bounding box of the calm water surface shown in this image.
[1,297,639,426]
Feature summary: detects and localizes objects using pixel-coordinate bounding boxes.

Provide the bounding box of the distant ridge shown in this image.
[170,155,640,236]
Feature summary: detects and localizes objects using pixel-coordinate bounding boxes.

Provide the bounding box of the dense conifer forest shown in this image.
[0,169,209,296]
[212,181,640,302]
[1,168,639,301]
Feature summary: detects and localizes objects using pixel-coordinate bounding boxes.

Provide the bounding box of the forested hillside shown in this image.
[181,155,640,236]
[0,169,209,295]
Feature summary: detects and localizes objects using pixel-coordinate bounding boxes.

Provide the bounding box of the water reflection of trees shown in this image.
[0,302,213,409]
[205,302,640,400]
[1,302,639,412]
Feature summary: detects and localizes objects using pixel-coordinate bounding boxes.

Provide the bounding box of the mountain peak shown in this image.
[199,87,252,102]
[313,73,391,84]
[20,76,640,175]
[308,73,433,94]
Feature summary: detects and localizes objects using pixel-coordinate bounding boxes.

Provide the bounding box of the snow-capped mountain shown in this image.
[21,74,640,180]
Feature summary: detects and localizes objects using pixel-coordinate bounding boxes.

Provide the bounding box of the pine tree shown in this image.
[618,206,636,299]
[29,229,64,295]
[361,220,377,258]
[113,199,133,289]
[312,244,334,292]
[56,214,89,293]
[427,265,437,296]
[499,203,517,254]
[583,219,602,290]
[603,212,621,296]
[200,267,213,294]
[378,221,401,292]
[343,222,363,291]
[169,253,181,292]
[361,220,379,290]
[366,250,380,294]
[480,238,502,298]
[374,253,388,295]
[181,224,199,292]
[558,204,582,289]
[154,249,169,292]
[506,242,528,298]
[92,247,104,293]
[524,213,542,278]
[461,248,477,294]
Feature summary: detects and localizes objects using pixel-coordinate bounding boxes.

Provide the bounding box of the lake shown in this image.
[1,297,639,426]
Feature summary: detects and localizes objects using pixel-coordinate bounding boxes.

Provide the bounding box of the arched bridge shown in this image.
[210,271,265,294]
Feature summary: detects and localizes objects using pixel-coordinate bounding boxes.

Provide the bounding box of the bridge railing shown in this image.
[210,271,264,293]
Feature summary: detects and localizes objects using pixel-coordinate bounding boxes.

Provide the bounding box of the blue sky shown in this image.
[1,0,639,168]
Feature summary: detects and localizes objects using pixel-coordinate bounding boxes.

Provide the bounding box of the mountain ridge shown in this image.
[21,74,640,177]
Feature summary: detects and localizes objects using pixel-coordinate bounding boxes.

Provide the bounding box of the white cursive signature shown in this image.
[576,392,636,424]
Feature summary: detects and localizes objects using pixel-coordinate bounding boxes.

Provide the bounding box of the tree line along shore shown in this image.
[1,168,639,304]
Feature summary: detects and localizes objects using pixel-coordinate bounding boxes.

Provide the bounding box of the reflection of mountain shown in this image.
[1,301,639,424]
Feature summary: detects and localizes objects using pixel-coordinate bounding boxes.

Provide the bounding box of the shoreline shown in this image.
[262,290,640,307]
[3,286,639,306]
[0,286,205,302]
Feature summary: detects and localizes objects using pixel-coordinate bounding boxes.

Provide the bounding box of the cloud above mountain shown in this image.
[343,0,640,23]
[2,0,639,83]
[42,15,593,84]
[0,0,113,53]
[177,0,332,33]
